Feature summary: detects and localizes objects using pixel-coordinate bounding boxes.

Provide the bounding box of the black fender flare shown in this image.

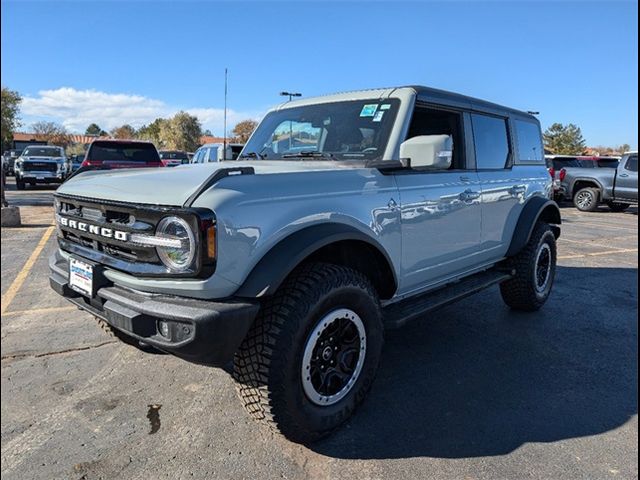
[506,197,562,257]
[234,223,397,298]
[569,177,604,198]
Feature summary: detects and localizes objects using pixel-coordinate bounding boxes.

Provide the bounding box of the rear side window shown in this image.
[471,114,510,169]
[88,142,160,162]
[515,120,543,162]
[626,154,638,172]
[205,146,219,162]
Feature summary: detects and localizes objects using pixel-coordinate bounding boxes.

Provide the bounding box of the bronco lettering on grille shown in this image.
[58,216,129,241]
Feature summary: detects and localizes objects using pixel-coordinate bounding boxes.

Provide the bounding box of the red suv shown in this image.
[81,140,164,169]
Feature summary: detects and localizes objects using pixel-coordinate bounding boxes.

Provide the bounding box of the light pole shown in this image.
[280,92,301,151]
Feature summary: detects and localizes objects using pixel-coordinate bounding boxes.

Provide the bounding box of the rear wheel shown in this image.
[500,223,557,312]
[606,201,630,212]
[233,262,383,443]
[573,187,600,212]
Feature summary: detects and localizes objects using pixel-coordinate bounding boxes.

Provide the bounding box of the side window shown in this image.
[405,107,465,169]
[515,120,543,162]
[471,114,510,169]
[192,149,202,163]
[206,147,219,162]
[625,154,638,172]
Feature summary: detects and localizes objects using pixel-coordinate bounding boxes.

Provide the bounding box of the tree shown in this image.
[32,121,70,147]
[543,123,586,155]
[85,123,107,136]
[110,124,136,139]
[1,87,22,151]
[65,143,86,157]
[159,111,202,151]
[619,143,631,154]
[137,118,167,146]
[203,129,213,136]
[232,119,258,143]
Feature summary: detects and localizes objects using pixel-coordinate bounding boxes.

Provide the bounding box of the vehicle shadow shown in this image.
[312,266,638,459]
[557,201,638,215]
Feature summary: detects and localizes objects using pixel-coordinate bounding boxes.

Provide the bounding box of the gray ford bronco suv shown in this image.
[50,86,561,443]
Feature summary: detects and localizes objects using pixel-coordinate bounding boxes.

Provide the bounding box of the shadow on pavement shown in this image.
[313,266,638,459]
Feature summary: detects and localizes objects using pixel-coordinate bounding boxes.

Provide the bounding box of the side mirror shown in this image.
[399,135,453,169]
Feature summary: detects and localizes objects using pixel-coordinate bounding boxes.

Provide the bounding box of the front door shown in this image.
[395,171,483,294]
[616,153,638,201]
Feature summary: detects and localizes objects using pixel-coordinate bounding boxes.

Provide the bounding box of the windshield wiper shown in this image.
[281,151,335,159]
[239,151,266,159]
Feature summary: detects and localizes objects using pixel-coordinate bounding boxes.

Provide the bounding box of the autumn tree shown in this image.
[232,119,258,143]
[543,123,586,155]
[32,121,71,147]
[110,124,137,139]
[159,111,202,151]
[137,118,167,147]
[1,87,22,151]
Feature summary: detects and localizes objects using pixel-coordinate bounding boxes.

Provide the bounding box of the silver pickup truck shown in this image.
[556,152,638,212]
[49,86,561,442]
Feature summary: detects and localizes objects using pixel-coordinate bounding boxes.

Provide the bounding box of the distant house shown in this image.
[11,132,110,152]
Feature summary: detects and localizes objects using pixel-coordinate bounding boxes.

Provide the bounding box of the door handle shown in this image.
[459,189,481,202]
[619,173,629,178]
[459,175,471,183]
[510,185,527,196]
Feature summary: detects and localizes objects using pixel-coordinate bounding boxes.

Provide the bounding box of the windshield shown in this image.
[159,151,189,160]
[241,99,400,161]
[22,146,62,157]
[88,142,160,162]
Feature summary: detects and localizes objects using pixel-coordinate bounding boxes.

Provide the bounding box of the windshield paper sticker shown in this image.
[360,104,378,117]
[372,111,385,122]
[380,104,391,110]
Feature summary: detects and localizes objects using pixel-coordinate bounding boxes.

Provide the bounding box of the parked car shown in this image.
[14,145,68,190]
[2,149,23,176]
[555,154,637,211]
[191,143,244,163]
[159,150,190,167]
[80,140,164,170]
[68,155,85,174]
[49,85,560,443]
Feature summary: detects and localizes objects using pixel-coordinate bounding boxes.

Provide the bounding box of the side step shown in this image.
[383,269,513,329]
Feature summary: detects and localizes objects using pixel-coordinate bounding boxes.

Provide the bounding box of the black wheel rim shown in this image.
[535,243,552,293]
[301,309,366,406]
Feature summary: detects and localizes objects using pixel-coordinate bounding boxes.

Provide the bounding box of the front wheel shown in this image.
[500,223,557,312]
[233,263,383,443]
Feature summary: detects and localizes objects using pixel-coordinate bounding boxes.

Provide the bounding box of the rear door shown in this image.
[615,153,638,201]
[474,114,530,262]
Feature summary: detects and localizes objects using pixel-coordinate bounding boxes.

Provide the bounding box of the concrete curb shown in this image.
[1,206,22,227]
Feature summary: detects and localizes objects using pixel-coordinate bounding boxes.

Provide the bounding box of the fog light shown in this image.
[158,320,170,339]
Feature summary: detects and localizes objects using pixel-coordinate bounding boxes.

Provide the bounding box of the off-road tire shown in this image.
[500,222,557,312]
[233,262,384,444]
[95,317,164,353]
[573,187,600,212]
[606,201,630,213]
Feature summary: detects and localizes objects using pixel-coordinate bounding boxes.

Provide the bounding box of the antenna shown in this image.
[223,68,228,161]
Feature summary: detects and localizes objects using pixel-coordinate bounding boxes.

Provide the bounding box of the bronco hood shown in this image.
[56,161,353,206]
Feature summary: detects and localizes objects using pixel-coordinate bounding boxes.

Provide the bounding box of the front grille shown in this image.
[54,194,215,278]
[23,161,57,172]
[56,196,157,264]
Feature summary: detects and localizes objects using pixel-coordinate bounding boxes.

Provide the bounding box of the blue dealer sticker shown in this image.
[360,104,378,117]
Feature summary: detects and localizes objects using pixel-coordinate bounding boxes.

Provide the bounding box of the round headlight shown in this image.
[156,216,196,272]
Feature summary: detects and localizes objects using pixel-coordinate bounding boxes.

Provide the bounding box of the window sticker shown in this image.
[379,104,391,110]
[372,111,385,122]
[360,104,378,117]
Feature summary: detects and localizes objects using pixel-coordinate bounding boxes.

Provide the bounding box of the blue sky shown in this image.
[1,1,638,148]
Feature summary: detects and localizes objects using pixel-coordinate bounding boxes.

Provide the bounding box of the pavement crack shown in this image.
[1,340,117,361]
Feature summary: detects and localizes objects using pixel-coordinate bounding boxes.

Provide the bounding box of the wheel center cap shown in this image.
[322,346,333,361]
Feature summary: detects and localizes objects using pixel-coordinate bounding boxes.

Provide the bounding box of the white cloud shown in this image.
[20,87,261,135]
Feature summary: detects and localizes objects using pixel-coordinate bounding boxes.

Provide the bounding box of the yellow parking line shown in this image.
[1,226,55,315]
[559,248,638,260]
[2,305,77,318]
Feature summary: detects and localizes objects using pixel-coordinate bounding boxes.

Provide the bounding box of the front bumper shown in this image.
[17,171,65,183]
[49,250,259,366]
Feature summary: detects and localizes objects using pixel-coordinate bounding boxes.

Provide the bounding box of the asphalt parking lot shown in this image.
[1,177,638,480]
